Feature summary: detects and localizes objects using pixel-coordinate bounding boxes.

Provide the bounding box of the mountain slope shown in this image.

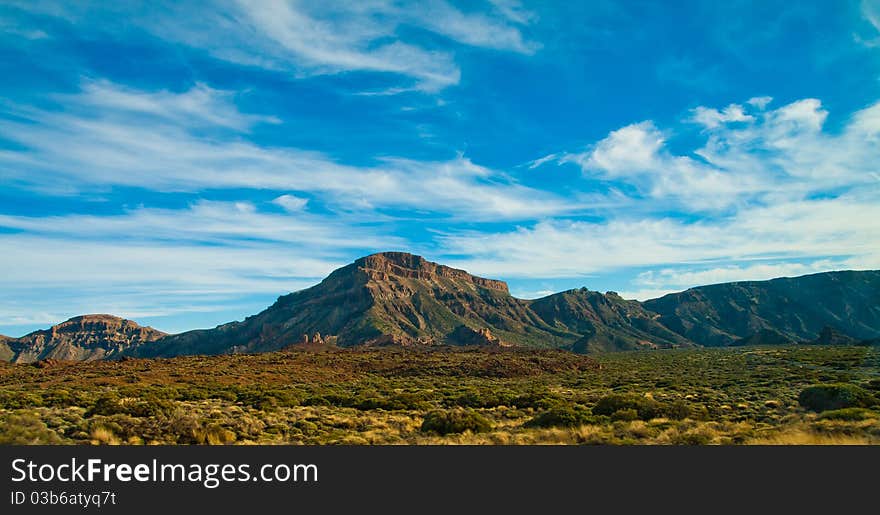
[529,288,694,353]
[135,252,686,358]
[135,252,563,357]
[6,315,166,363]
[643,270,880,346]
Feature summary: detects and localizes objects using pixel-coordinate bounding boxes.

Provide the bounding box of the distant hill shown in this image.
[642,271,880,346]
[5,315,166,363]
[4,254,879,361]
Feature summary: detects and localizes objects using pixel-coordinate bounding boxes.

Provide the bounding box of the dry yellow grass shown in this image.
[747,430,871,445]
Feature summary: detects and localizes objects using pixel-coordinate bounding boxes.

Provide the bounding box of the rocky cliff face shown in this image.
[6,315,166,363]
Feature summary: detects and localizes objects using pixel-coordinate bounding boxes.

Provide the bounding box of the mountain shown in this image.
[5,315,166,363]
[133,252,687,358]
[529,288,693,353]
[643,271,880,347]
[136,252,560,356]
[4,254,879,361]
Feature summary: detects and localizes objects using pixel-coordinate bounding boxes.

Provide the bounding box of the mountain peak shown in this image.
[7,314,166,363]
[353,251,509,293]
[50,314,163,334]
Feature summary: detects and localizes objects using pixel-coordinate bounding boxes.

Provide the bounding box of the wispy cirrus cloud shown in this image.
[0,80,574,221]
[858,0,880,47]
[10,0,538,92]
[0,199,403,333]
[440,193,880,285]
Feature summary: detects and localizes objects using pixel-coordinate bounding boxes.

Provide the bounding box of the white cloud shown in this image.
[0,200,404,332]
[574,121,665,175]
[16,0,538,92]
[272,194,309,212]
[858,0,880,47]
[0,200,393,249]
[632,259,847,293]
[0,233,346,333]
[691,103,754,128]
[553,119,768,210]
[488,0,538,25]
[439,193,880,280]
[534,97,880,212]
[442,96,880,281]
[74,80,278,130]
[0,80,575,221]
[747,96,773,109]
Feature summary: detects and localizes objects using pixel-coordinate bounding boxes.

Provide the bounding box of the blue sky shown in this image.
[1,0,879,336]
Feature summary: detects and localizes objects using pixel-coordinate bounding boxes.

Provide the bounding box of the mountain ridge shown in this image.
[4,253,879,362]
[4,314,166,363]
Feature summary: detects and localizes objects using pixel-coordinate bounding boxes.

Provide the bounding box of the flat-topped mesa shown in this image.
[48,314,164,339]
[356,252,509,293]
[7,314,166,363]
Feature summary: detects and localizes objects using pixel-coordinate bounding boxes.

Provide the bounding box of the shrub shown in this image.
[125,398,178,418]
[0,391,44,410]
[610,408,639,422]
[592,394,665,420]
[86,394,126,417]
[797,384,877,412]
[420,409,492,435]
[0,413,63,444]
[664,400,692,421]
[526,406,592,428]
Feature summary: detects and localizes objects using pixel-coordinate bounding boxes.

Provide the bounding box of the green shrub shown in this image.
[592,394,664,420]
[420,409,492,435]
[797,384,877,412]
[0,413,63,444]
[817,408,878,421]
[0,391,44,410]
[86,394,126,417]
[664,400,692,420]
[526,406,592,428]
[611,408,639,422]
[125,398,178,418]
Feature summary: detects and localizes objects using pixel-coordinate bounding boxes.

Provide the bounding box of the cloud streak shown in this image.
[12,0,538,92]
[0,80,574,221]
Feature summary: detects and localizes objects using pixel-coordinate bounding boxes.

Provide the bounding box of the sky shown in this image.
[1,0,879,336]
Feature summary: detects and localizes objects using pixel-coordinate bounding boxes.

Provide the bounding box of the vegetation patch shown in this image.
[420,409,493,435]
[0,346,878,444]
[797,383,877,412]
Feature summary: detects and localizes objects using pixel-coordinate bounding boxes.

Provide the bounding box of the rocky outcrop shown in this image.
[445,325,511,347]
[6,315,166,363]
